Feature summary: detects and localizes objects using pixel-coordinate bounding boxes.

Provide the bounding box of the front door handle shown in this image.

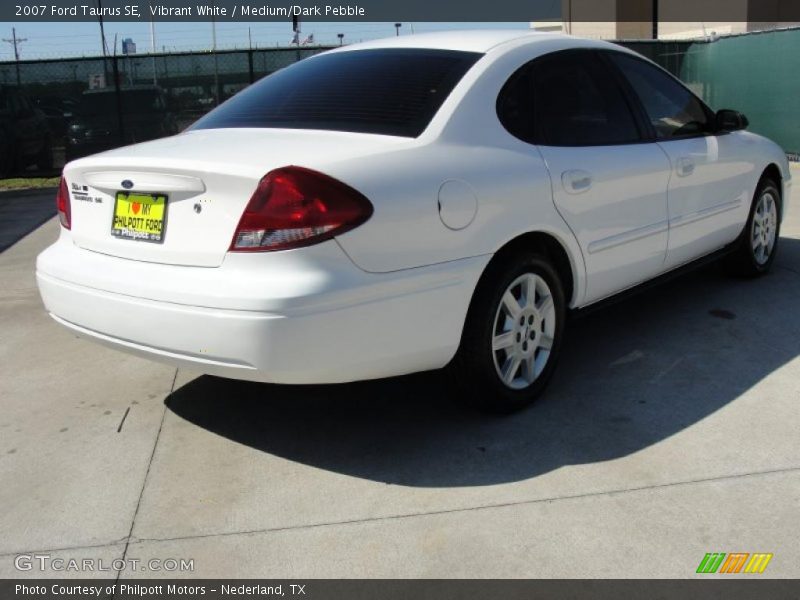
[562,170,593,194]
[676,156,695,177]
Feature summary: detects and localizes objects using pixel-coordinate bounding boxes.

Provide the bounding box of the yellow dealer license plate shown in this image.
[111,192,168,243]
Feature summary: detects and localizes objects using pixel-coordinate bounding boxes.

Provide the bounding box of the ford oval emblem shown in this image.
[121,179,134,190]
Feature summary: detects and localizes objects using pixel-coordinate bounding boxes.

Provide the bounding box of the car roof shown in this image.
[334,29,574,54]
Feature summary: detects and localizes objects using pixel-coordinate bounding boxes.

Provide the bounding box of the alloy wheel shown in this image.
[491,273,557,390]
[752,190,778,265]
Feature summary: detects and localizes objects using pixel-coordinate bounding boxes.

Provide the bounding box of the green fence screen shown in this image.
[622,27,800,157]
[681,28,800,157]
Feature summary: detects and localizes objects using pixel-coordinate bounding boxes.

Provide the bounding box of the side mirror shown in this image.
[716,109,749,133]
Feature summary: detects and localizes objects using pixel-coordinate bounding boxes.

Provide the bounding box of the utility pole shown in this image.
[2,27,27,86]
[652,0,659,40]
[96,0,110,86]
[292,15,300,62]
[337,33,344,46]
[2,28,26,62]
[211,1,220,106]
[394,23,402,36]
[149,0,157,85]
[96,0,109,56]
[565,0,572,34]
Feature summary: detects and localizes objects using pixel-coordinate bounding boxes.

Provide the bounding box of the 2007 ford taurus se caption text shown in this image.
[36,31,792,412]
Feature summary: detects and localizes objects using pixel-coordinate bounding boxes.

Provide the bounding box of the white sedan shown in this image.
[37,31,791,412]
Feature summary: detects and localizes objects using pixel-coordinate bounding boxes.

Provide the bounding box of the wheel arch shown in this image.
[480,231,579,308]
[447,229,577,406]
[762,161,783,190]
[761,162,782,183]
[760,162,784,220]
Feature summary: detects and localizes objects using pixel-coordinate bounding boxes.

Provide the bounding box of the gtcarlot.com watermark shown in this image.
[14,554,194,573]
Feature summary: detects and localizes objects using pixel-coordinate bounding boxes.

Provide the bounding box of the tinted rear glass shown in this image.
[533,51,640,146]
[191,49,482,138]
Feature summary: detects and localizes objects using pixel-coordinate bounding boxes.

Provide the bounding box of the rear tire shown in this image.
[448,252,566,414]
[727,177,781,277]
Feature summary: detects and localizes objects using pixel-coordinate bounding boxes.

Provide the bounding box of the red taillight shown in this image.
[56,176,71,230]
[230,166,373,252]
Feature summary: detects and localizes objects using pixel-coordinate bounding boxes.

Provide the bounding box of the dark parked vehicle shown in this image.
[0,86,54,177]
[66,86,179,162]
[35,97,77,141]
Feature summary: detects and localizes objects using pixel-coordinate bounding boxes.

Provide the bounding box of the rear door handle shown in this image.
[562,170,593,194]
[676,156,695,177]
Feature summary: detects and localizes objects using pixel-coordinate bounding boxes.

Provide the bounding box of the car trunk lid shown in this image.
[64,128,408,267]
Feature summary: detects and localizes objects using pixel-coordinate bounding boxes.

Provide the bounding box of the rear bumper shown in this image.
[36,234,489,384]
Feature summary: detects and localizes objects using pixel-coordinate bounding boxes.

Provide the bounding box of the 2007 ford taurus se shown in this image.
[37,31,792,412]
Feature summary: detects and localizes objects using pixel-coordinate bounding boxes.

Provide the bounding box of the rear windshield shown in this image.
[191,48,482,138]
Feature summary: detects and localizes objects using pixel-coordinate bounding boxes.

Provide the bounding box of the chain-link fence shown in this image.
[1,28,798,180]
[0,46,332,178]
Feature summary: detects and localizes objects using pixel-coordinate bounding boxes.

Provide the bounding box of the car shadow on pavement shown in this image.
[0,188,58,252]
[166,238,800,487]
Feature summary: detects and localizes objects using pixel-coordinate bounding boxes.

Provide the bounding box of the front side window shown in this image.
[191,49,482,138]
[532,51,641,146]
[608,52,711,139]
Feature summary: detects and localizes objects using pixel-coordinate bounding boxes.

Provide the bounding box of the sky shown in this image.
[0,21,531,60]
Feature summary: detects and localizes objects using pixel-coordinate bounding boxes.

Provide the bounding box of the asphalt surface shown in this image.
[1,171,799,579]
[0,188,57,253]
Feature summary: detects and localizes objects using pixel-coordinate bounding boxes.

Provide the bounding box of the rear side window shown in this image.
[497,64,535,143]
[191,49,482,138]
[533,51,641,146]
[607,52,711,139]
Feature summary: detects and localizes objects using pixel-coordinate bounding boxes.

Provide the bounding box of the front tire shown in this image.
[449,252,566,413]
[727,177,781,277]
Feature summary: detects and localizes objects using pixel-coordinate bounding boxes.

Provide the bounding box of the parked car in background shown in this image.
[38,32,791,413]
[66,86,178,161]
[0,85,53,177]
[34,96,77,141]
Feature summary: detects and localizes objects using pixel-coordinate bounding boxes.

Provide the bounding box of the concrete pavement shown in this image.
[1,172,799,578]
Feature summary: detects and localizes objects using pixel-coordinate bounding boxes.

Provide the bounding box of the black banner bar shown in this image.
[2,579,800,600]
[5,0,800,23]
